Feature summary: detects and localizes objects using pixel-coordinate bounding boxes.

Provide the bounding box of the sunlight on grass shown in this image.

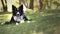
[37,32,44,34]
[0,10,60,34]
[33,31,44,34]
[0,12,12,23]
[5,14,12,21]
[40,10,60,16]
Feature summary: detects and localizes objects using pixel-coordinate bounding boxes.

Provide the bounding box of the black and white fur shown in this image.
[1,5,31,25]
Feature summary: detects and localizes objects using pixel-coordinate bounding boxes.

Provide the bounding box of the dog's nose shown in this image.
[17,12,20,14]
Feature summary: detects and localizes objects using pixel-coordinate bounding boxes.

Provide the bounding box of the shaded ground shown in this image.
[0,10,60,34]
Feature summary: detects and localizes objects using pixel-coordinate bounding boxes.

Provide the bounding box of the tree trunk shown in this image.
[47,0,51,9]
[20,0,28,8]
[1,0,7,12]
[37,0,43,11]
[19,0,28,12]
[1,0,5,11]
[29,0,34,10]
[24,0,28,8]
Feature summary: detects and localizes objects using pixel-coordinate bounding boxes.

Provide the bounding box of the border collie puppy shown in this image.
[1,5,31,25]
[13,12,21,25]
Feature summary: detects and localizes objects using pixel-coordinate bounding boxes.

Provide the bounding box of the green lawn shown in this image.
[0,10,60,34]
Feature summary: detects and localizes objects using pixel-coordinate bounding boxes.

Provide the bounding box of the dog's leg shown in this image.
[16,21,20,25]
[1,21,11,25]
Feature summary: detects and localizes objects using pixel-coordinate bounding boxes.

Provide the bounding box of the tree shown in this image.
[29,0,34,10]
[37,0,43,11]
[24,0,28,8]
[1,0,7,12]
[46,0,52,9]
[19,0,28,8]
[53,1,60,9]
[19,0,28,12]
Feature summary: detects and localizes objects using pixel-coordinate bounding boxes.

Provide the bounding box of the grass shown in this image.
[0,10,60,34]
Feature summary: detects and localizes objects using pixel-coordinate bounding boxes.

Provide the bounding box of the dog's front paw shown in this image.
[27,21,31,23]
[16,23,19,25]
[1,22,5,25]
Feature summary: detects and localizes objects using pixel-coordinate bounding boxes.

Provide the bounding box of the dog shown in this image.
[1,5,31,25]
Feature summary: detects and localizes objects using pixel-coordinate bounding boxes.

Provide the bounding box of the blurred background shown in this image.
[0,0,60,12]
[0,0,60,34]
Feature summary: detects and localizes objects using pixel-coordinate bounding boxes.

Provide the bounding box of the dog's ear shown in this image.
[18,5,24,15]
[12,5,17,16]
[19,5,23,10]
[12,5,17,11]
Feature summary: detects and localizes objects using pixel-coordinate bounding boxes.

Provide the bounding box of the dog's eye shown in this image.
[17,14,19,15]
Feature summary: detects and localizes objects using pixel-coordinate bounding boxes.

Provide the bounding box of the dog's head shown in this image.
[12,5,23,16]
[16,11,20,17]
